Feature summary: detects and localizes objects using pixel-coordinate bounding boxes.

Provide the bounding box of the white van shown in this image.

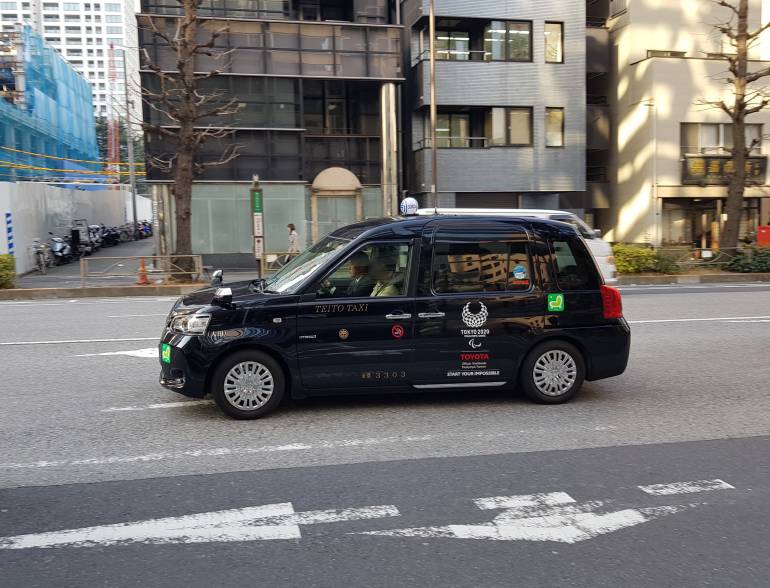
[417,208,617,284]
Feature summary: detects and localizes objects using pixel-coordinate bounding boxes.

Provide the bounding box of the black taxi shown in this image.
[159,215,630,419]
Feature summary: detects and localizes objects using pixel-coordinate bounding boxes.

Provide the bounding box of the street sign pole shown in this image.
[251,175,264,277]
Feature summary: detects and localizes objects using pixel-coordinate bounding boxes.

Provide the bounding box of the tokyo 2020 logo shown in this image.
[461,301,488,329]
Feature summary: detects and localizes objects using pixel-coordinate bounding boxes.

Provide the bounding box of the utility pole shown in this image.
[121,48,139,240]
[428,0,438,210]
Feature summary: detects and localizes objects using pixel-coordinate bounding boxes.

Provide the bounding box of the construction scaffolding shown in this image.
[0,25,100,184]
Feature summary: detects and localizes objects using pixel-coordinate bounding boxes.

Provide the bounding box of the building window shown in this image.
[485,107,532,146]
[436,30,469,61]
[42,2,58,9]
[105,14,120,22]
[106,25,120,34]
[63,2,79,9]
[436,113,470,148]
[545,107,565,147]
[544,22,563,63]
[0,3,17,10]
[107,36,121,44]
[680,122,762,154]
[105,2,119,10]
[484,21,531,61]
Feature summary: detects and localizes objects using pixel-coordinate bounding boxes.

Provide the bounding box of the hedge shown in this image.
[612,244,681,274]
[726,247,770,273]
[0,254,15,289]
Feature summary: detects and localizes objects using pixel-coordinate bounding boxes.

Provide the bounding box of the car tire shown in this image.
[211,350,285,419]
[519,341,585,404]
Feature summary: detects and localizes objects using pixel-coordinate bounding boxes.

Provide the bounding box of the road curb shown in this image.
[617,273,770,285]
[0,284,205,300]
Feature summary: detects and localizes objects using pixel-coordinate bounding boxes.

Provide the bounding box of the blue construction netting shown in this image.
[0,25,102,185]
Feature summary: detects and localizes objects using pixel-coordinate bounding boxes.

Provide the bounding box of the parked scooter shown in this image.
[88,225,103,252]
[101,225,121,247]
[48,232,74,265]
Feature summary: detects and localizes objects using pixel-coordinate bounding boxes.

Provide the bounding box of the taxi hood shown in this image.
[180,280,277,307]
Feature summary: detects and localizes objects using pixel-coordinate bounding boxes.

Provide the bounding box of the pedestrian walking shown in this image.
[287,223,300,254]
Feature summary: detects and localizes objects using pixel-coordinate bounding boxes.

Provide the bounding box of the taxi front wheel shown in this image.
[519,341,585,404]
[211,350,285,419]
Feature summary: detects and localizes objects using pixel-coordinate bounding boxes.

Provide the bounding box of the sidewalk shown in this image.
[16,238,157,289]
[616,272,770,285]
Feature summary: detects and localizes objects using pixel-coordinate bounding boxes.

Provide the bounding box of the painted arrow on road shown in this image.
[0,503,400,549]
[356,492,690,544]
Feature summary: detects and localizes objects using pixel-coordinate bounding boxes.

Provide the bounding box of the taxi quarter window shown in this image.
[552,238,600,290]
[315,242,411,299]
[432,241,532,294]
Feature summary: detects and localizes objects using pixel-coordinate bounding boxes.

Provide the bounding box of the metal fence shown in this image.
[656,247,741,270]
[79,255,204,287]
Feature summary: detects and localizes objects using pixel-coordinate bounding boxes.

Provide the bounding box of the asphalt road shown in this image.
[1,283,769,587]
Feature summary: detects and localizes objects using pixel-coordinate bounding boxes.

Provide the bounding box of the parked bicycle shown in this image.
[30,238,51,274]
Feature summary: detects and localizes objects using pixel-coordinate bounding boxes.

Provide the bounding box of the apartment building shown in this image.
[401,0,590,213]
[606,0,770,246]
[0,0,140,120]
[139,0,402,266]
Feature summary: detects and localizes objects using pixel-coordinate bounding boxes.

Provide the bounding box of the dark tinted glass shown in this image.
[552,238,600,290]
[433,242,532,294]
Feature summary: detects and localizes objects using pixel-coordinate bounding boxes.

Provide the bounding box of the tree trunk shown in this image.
[722,0,750,252]
[172,144,195,277]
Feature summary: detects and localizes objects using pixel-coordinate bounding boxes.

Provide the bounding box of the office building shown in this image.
[0,0,140,120]
[139,0,403,265]
[605,0,770,245]
[401,0,589,213]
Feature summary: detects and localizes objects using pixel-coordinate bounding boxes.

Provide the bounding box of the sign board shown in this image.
[682,155,767,186]
[254,237,264,256]
[252,213,263,236]
[252,190,263,214]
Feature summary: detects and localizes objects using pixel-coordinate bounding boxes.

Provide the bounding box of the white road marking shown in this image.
[0,298,177,308]
[76,348,158,358]
[107,314,168,318]
[726,319,770,323]
[101,400,212,412]
[356,492,690,544]
[628,315,770,324]
[0,337,158,346]
[620,284,770,290]
[0,435,435,470]
[0,502,400,549]
[638,479,735,496]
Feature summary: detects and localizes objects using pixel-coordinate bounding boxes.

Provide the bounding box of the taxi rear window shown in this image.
[432,241,533,294]
[552,237,600,290]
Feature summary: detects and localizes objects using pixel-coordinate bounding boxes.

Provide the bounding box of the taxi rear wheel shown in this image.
[211,350,285,419]
[519,341,585,404]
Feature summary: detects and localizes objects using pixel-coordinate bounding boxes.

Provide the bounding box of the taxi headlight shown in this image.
[170,314,211,335]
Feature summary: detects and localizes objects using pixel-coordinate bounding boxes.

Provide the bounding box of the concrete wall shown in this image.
[0,182,128,274]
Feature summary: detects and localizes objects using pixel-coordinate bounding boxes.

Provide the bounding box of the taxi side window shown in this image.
[432,241,532,294]
[315,242,411,299]
[552,238,600,291]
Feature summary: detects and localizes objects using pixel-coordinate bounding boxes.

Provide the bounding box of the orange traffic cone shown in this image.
[136,257,150,285]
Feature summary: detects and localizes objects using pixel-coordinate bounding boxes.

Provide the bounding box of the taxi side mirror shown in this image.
[211,269,223,287]
[213,287,233,308]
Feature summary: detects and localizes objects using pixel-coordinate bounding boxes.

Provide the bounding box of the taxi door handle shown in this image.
[418,312,446,319]
[386,313,412,320]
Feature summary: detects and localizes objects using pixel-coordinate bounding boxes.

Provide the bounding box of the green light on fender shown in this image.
[548,293,565,312]
[161,343,172,364]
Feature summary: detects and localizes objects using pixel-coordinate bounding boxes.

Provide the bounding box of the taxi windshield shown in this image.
[266,236,350,293]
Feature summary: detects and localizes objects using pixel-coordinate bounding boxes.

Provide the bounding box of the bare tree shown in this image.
[138,0,241,276]
[702,0,770,251]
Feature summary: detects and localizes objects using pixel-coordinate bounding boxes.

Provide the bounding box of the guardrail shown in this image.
[79,255,204,287]
[260,251,299,275]
[656,247,740,269]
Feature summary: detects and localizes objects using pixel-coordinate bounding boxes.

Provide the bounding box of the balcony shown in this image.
[586,26,609,74]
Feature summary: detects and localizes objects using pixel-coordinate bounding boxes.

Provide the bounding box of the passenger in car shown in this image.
[370,261,403,297]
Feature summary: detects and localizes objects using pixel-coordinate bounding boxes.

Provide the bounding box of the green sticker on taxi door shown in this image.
[161,343,172,364]
[548,293,565,312]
